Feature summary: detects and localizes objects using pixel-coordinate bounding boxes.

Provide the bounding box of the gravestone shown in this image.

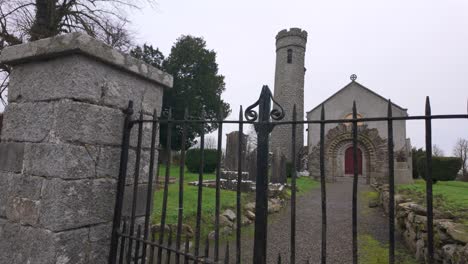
[298,146,309,172]
[0,33,172,263]
[271,148,287,184]
[224,131,247,171]
[247,149,257,181]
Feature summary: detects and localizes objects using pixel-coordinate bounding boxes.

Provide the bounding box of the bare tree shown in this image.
[0,0,152,106]
[191,135,217,149]
[453,138,468,179]
[432,144,444,157]
[204,135,217,149]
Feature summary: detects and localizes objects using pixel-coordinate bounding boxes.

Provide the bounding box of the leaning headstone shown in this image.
[271,148,287,184]
[224,131,248,171]
[0,33,171,263]
[247,149,257,181]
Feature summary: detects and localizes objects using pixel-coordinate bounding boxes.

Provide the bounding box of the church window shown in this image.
[344,113,364,126]
[287,49,293,63]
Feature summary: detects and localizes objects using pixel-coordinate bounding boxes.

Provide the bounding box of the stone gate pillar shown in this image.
[0,33,172,263]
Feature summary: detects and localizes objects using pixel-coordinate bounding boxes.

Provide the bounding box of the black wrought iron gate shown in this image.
[108,86,468,264]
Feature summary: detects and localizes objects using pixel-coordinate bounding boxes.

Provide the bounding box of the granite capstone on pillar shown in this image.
[0,32,172,264]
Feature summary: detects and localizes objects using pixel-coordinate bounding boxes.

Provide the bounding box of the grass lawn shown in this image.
[359,191,418,264]
[287,176,320,197]
[359,234,418,264]
[152,165,252,240]
[397,180,468,225]
[152,165,319,240]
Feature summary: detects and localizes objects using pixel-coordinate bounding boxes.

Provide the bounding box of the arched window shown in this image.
[287,49,293,64]
[344,113,364,126]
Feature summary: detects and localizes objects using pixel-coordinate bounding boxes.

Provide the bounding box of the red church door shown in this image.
[345,147,362,175]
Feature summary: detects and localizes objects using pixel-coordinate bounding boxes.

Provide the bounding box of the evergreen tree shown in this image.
[411,147,425,178]
[130,44,165,69]
[131,36,231,150]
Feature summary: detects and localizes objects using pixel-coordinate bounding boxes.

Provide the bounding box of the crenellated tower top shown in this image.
[275,28,308,51]
[276,28,308,41]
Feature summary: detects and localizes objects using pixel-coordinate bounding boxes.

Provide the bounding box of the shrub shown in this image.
[286,162,294,178]
[417,156,462,183]
[185,148,218,173]
[411,147,425,178]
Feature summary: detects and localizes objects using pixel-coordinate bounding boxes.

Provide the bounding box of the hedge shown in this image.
[185,148,218,173]
[417,156,462,183]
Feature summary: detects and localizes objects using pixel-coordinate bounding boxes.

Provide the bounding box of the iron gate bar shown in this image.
[249,86,273,264]
[119,221,128,264]
[184,236,189,263]
[215,107,224,262]
[142,110,158,262]
[117,232,217,264]
[244,85,285,264]
[224,242,230,264]
[194,114,206,262]
[175,108,188,264]
[268,114,468,123]
[352,102,358,264]
[127,111,144,263]
[236,107,244,264]
[290,105,297,264]
[156,153,162,189]
[131,113,468,125]
[167,227,173,263]
[205,236,210,259]
[425,97,435,264]
[158,109,173,264]
[109,101,133,264]
[387,100,396,264]
[134,225,142,263]
[149,229,156,264]
[319,105,327,264]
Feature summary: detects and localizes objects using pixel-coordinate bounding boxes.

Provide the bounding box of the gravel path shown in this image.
[233,178,393,263]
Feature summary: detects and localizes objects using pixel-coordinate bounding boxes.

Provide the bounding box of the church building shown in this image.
[306,78,413,184]
[271,28,413,184]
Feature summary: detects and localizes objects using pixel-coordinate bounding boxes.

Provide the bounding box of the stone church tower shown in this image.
[271,28,307,162]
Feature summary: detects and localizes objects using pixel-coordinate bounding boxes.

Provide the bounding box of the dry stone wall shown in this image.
[0,33,171,263]
[375,184,468,264]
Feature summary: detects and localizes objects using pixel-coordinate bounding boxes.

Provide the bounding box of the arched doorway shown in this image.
[345,147,362,175]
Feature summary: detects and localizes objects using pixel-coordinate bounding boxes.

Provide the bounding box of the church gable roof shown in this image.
[307,80,407,114]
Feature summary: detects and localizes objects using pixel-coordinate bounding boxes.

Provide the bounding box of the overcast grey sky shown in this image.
[128,0,468,154]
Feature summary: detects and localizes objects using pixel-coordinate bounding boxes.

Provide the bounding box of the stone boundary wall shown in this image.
[0,33,171,263]
[374,184,468,263]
